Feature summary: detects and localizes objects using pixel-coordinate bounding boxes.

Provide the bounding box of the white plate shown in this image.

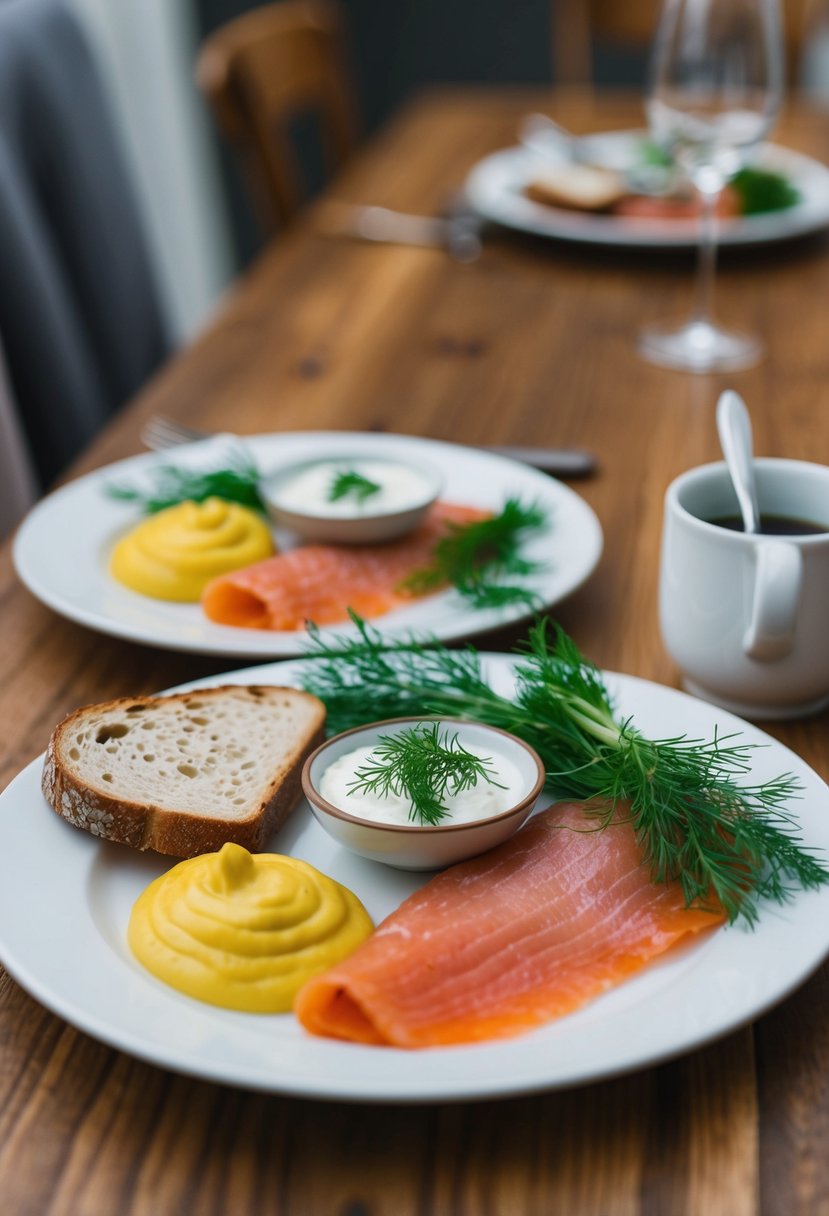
[1,657,828,1103]
[466,132,829,248]
[12,432,602,659]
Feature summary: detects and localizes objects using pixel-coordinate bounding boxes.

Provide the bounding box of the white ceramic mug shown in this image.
[659,459,829,719]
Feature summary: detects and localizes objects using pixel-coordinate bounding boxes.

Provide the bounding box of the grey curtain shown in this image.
[0,330,37,537]
[0,0,169,487]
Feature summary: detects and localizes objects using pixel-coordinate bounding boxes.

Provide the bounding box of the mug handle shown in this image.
[742,540,803,661]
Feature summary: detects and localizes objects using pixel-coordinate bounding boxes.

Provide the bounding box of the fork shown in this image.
[139,416,597,479]
[317,202,483,264]
[314,192,484,264]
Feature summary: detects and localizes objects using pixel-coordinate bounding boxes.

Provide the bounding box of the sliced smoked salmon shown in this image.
[201,502,487,630]
[294,802,725,1047]
[614,188,741,221]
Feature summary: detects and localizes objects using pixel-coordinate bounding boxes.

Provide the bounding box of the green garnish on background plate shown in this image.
[107,450,266,513]
[730,167,800,215]
[402,497,548,610]
[327,468,382,505]
[302,614,828,925]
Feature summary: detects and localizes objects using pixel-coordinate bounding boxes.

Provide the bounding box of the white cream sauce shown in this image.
[319,741,526,827]
[272,459,434,518]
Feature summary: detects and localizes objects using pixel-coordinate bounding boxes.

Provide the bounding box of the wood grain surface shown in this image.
[2,89,829,1216]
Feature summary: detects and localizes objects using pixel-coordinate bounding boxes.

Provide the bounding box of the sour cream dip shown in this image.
[303,718,546,870]
[319,740,526,827]
[272,458,436,519]
[263,456,444,543]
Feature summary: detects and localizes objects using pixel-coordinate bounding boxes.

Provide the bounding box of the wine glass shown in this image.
[638,0,784,373]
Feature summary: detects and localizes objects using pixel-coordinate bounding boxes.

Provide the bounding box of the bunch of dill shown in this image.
[300,615,827,925]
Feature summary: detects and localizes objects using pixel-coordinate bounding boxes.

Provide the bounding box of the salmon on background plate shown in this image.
[202,502,487,630]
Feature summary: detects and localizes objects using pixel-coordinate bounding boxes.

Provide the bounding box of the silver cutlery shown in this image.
[139,417,597,479]
[315,196,483,263]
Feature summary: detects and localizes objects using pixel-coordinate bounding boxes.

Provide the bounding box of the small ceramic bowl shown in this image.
[261,455,443,544]
[301,718,546,870]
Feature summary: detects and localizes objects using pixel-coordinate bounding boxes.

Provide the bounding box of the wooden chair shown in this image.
[196,0,359,233]
[553,0,819,88]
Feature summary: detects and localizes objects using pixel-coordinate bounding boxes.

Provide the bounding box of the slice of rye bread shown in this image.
[525,165,627,212]
[41,686,326,858]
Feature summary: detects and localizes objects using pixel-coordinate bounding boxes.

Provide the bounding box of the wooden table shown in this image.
[2,88,829,1215]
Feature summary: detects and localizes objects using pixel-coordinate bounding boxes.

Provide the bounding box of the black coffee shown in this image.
[708,514,828,536]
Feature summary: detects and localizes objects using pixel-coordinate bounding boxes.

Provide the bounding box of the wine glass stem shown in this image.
[692,185,720,326]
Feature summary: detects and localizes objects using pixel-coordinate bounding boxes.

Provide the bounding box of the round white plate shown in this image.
[1,657,828,1103]
[12,432,602,659]
[466,132,829,248]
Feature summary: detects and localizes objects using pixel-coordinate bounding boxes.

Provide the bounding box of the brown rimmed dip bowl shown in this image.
[301,718,546,870]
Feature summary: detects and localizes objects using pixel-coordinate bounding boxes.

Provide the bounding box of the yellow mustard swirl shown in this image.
[110,497,274,601]
[128,844,373,1012]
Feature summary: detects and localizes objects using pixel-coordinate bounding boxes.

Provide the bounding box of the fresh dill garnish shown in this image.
[731,167,800,215]
[401,497,548,610]
[300,614,829,925]
[349,722,502,826]
[106,451,265,513]
[328,468,382,505]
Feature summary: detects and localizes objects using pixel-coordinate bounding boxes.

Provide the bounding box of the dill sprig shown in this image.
[328,468,382,505]
[106,451,266,513]
[401,497,548,610]
[300,614,829,925]
[349,722,501,825]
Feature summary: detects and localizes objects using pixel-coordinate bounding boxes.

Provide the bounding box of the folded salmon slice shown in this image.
[294,802,725,1047]
[202,502,487,630]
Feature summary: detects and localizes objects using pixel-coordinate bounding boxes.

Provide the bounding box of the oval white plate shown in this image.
[13,432,602,658]
[466,133,829,248]
[1,657,828,1102]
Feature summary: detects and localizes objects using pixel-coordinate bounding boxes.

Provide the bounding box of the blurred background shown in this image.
[75,0,829,339]
[2,0,829,536]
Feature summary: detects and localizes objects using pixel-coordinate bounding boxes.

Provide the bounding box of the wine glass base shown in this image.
[638,321,763,373]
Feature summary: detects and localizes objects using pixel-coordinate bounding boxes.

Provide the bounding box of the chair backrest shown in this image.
[0,0,168,487]
[553,0,817,87]
[196,0,359,233]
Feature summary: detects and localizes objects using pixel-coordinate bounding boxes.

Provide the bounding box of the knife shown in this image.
[482,446,597,478]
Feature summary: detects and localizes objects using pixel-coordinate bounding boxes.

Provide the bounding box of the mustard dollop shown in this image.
[128,843,373,1012]
[110,497,274,601]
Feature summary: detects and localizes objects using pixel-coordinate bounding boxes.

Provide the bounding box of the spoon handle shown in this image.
[716,390,761,534]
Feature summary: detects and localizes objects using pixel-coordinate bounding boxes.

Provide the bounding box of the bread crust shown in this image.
[41,686,326,858]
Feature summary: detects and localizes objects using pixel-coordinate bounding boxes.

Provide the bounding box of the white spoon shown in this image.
[716,390,761,534]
